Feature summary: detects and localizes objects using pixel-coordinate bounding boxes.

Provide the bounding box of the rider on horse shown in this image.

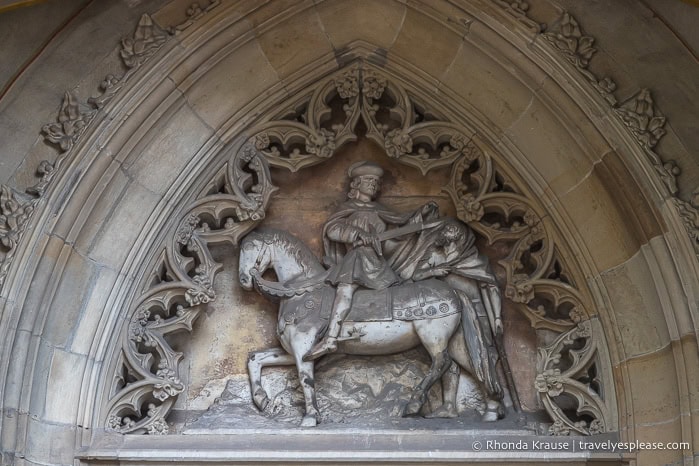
[304,161,439,361]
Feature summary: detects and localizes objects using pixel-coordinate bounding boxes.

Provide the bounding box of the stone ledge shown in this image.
[79,431,628,464]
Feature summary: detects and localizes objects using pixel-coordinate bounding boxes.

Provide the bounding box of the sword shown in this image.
[377,220,443,242]
[357,220,442,256]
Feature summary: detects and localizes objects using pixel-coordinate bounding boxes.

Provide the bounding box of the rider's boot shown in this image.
[304,285,354,361]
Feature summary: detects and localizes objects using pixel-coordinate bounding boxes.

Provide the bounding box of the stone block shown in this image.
[24,416,77,466]
[441,40,534,133]
[182,40,281,130]
[595,152,665,244]
[626,347,681,425]
[41,248,100,350]
[505,96,596,198]
[44,349,87,424]
[16,235,65,334]
[87,181,162,270]
[390,7,462,81]
[71,162,130,257]
[316,0,406,50]
[233,0,304,29]
[633,417,685,466]
[678,335,699,414]
[69,266,120,356]
[256,8,334,79]
[600,249,671,359]
[558,171,641,272]
[124,103,215,196]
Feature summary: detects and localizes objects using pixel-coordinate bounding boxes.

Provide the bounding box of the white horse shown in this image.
[239,228,504,427]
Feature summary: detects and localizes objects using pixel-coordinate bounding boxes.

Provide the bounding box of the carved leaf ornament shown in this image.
[104,62,614,437]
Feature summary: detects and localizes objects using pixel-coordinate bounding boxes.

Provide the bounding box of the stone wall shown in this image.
[0,1,698,465]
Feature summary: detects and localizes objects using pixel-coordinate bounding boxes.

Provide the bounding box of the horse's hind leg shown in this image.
[247,347,295,411]
[426,361,460,418]
[403,346,452,417]
[448,332,504,422]
[403,319,456,417]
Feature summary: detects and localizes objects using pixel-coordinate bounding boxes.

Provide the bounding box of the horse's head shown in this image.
[238,233,270,291]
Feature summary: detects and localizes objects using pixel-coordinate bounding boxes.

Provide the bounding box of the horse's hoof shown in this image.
[402,400,423,417]
[481,401,504,422]
[253,389,270,411]
[300,415,317,427]
[426,404,458,419]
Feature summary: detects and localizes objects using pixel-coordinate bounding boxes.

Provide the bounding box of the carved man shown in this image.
[304,161,438,361]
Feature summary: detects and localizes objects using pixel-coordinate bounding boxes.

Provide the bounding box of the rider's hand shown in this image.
[354,231,380,250]
[422,201,439,216]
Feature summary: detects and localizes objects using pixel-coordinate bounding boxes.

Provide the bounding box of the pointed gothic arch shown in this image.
[0,1,697,464]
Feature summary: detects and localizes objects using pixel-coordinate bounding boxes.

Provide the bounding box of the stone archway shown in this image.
[0,1,697,465]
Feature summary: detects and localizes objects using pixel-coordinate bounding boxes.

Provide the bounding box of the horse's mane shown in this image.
[244,227,324,272]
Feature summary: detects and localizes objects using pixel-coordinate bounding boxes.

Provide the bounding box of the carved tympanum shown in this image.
[105,62,615,437]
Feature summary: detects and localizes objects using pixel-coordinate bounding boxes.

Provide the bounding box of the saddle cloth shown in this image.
[345,279,459,322]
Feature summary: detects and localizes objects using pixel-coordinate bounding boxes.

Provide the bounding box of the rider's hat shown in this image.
[348,161,384,178]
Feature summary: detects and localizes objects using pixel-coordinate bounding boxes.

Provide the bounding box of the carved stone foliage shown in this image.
[673,189,699,254]
[492,0,542,34]
[168,0,221,34]
[615,89,667,150]
[253,62,474,175]
[0,186,37,287]
[105,62,616,436]
[121,14,168,69]
[538,9,699,258]
[442,140,613,434]
[542,12,617,105]
[41,91,95,153]
[105,145,277,434]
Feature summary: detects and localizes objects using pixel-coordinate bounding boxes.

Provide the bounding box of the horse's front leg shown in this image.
[287,330,321,427]
[247,347,295,411]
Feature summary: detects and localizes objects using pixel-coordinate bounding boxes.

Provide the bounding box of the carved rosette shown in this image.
[104,145,277,434]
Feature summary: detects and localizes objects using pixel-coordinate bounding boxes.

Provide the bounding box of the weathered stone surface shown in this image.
[441,40,534,133]
[40,247,101,349]
[506,97,596,198]
[87,181,161,269]
[558,172,641,272]
[390,7,462,81]
[1,0,698,463]
[69,266,120,356]
[124,103,214,196]
[600,249,671,359]
[256,8,333,79]
[44,350,88,424]
[181,40,281,130]
[626,346,680,425]
[316,0,406,51]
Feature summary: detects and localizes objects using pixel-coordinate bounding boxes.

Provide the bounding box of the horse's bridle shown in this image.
[250,239,271,280]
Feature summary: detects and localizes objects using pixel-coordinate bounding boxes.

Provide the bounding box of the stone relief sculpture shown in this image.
[238,161,507,426]
[104,61,615,437]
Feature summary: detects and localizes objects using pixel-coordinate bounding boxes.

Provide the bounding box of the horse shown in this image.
[238,228,504,427]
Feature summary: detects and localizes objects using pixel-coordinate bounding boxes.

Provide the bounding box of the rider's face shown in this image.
[357,175,380,198]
